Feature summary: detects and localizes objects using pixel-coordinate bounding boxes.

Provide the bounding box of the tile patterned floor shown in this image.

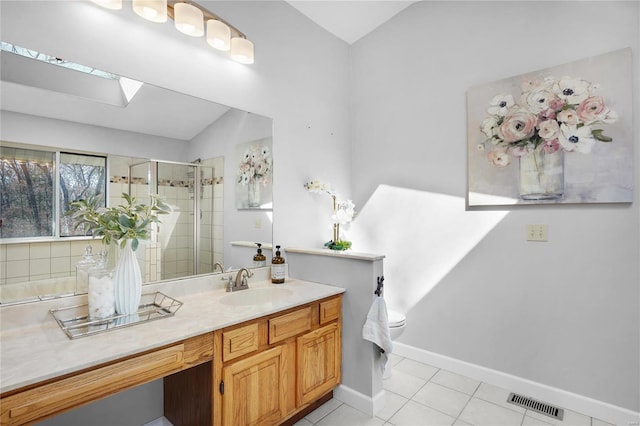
[294,354,616,426]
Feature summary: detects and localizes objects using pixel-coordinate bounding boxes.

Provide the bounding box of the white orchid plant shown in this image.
[304,180,355,250]
[479,75,617,167]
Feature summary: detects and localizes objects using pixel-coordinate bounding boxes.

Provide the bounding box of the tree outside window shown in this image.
[59,152,106,237]
[0,145,106,239]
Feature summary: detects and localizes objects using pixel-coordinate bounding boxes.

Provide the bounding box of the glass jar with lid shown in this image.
[87,250,115,319]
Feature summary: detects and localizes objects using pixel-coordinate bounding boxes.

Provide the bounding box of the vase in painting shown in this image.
[248,181,261,207]
[519,149,564,200]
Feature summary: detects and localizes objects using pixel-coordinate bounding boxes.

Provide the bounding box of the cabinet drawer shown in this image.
[319,297,341,325]
[269,307,312,344]
[1,344,185,426]
[223,323,259,362]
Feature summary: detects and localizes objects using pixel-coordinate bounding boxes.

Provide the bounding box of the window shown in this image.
[0,145,106,239]
[1,42,120,80]
[59,153,107,237]
[0,147,55,238]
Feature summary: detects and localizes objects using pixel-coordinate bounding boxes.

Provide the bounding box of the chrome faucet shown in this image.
[213,262,225,273]
[231,268,253,292]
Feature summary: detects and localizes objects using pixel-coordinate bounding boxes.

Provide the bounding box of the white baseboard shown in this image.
[394,342,640,426]
[333,384,387,417]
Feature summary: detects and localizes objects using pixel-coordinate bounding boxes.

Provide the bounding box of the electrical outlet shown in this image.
[254,219,262,229]
[526,224,548,242]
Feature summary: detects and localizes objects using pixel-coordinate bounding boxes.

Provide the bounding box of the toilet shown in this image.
[387,309,407,340]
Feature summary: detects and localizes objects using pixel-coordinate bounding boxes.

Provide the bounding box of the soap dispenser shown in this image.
[271,245,285,284]
[253,243,267,267]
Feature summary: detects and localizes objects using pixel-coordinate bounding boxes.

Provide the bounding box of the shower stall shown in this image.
[127,160,220,282]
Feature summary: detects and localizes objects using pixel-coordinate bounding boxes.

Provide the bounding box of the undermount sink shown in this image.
[220,287,293,306]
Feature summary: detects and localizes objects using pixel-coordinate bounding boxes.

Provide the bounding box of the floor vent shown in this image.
[507,392,564,420]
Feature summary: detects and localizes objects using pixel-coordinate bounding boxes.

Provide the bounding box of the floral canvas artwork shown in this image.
[467,48,633,206]
[235,137,273,209]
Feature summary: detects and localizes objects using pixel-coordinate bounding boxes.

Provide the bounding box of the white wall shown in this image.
[188,108,274,268]
[1,111,185,160]
[349,0,639,413]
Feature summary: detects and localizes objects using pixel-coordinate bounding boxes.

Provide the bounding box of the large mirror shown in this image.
[0,43,273,304]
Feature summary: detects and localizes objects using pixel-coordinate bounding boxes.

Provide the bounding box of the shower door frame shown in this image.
[129,159,213,280]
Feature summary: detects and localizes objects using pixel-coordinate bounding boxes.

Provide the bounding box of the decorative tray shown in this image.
[50,292,183,339]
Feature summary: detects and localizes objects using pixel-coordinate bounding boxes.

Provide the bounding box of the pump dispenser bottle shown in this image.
[271,245,285,284]
[253,243,266,267]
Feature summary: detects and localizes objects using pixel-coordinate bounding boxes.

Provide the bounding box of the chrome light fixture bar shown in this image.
[91,0,254,64]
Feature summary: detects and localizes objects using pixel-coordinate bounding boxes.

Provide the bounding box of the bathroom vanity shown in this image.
[0,274,344,426]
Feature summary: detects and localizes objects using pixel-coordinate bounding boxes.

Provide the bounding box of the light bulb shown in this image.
[230,37,254,64]
[206,20,231,51]
[132,0,167,23]
[174,2,204,37]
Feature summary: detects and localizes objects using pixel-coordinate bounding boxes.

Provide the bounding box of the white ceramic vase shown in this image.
[113,239,142,315]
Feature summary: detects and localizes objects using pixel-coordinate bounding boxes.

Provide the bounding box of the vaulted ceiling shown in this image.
[286,1,418,44]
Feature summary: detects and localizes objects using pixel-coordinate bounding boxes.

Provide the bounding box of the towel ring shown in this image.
[374,276,384,297]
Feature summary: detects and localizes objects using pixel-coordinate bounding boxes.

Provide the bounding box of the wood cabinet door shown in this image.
[222,346,288,426]
[296,322,341,406]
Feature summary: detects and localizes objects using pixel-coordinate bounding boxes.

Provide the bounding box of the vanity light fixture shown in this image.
[92,0,254,64]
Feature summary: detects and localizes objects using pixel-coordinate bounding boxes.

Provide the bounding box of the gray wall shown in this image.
[349,1,639,412]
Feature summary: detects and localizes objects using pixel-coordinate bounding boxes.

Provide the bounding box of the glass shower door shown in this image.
[157,162,195,280]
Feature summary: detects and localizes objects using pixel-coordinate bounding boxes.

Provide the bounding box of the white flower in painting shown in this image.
[521,88,557,114]
[487,94,514,116]
[554,77,590,104]
[558,124,596,153]
[487,149,510,167]
[481,116,498,138]
[602,109,619,124]
[557,109,580,125]
[538,119,560,140]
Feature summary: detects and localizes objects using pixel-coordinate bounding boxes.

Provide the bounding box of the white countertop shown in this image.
[0,272,345,394]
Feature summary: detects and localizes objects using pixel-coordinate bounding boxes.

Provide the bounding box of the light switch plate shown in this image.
[526,224,548,242]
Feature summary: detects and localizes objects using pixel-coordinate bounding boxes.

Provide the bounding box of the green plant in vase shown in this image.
[68,193,170,315]
[69,193,170,250]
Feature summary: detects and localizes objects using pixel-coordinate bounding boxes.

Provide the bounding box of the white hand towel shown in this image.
[362,296,393,375]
